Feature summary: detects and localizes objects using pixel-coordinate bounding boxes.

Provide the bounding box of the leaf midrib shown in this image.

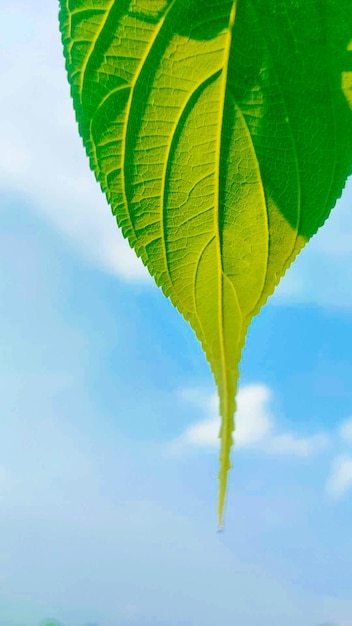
[215,0,240,526]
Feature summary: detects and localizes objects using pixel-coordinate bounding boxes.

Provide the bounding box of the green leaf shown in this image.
[59,0,352,526]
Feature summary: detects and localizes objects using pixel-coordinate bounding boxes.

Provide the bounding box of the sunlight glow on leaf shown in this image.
[59,0,352,525]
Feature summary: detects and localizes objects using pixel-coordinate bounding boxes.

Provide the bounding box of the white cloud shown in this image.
[180,384,273,448]
[0,3,150,282]
[266,432,329,457]
[173,383,329,458]
[235,385,274,446]
[326,455,352,499]
[323,419,352,496]
[338,417,352,444]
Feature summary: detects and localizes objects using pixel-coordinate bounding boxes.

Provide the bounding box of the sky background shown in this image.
[1,2,352,626]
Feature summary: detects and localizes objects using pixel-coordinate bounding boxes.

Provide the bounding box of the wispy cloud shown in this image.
[338,417,352,444]
[326,455,352,499]
[271,177,352,309]
[0,4,150,282]
[266,432,329,456]
[171,383,329,457]
[325,416,352,500]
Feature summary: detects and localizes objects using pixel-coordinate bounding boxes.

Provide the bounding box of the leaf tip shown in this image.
[217,465,229,531]
[217,391,237,529]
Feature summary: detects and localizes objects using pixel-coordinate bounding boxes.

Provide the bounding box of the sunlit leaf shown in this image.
[59,0,352,525]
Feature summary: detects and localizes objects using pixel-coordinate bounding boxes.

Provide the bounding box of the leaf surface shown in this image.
[59,0,352,525]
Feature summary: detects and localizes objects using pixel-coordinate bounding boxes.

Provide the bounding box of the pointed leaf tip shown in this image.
[59,0,352,524]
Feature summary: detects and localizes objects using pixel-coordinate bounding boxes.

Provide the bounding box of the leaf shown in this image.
[59,0,352,526]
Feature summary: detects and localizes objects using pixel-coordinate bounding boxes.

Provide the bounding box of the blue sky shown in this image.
[1,2,352,626]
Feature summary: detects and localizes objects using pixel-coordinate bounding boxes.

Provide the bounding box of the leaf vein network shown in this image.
[161,70,222,288]
[122,0,178,266]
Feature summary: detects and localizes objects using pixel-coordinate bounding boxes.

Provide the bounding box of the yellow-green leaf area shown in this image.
[59,0,352,526]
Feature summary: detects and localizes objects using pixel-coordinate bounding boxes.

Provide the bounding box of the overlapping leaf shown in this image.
[59,0,352,525]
